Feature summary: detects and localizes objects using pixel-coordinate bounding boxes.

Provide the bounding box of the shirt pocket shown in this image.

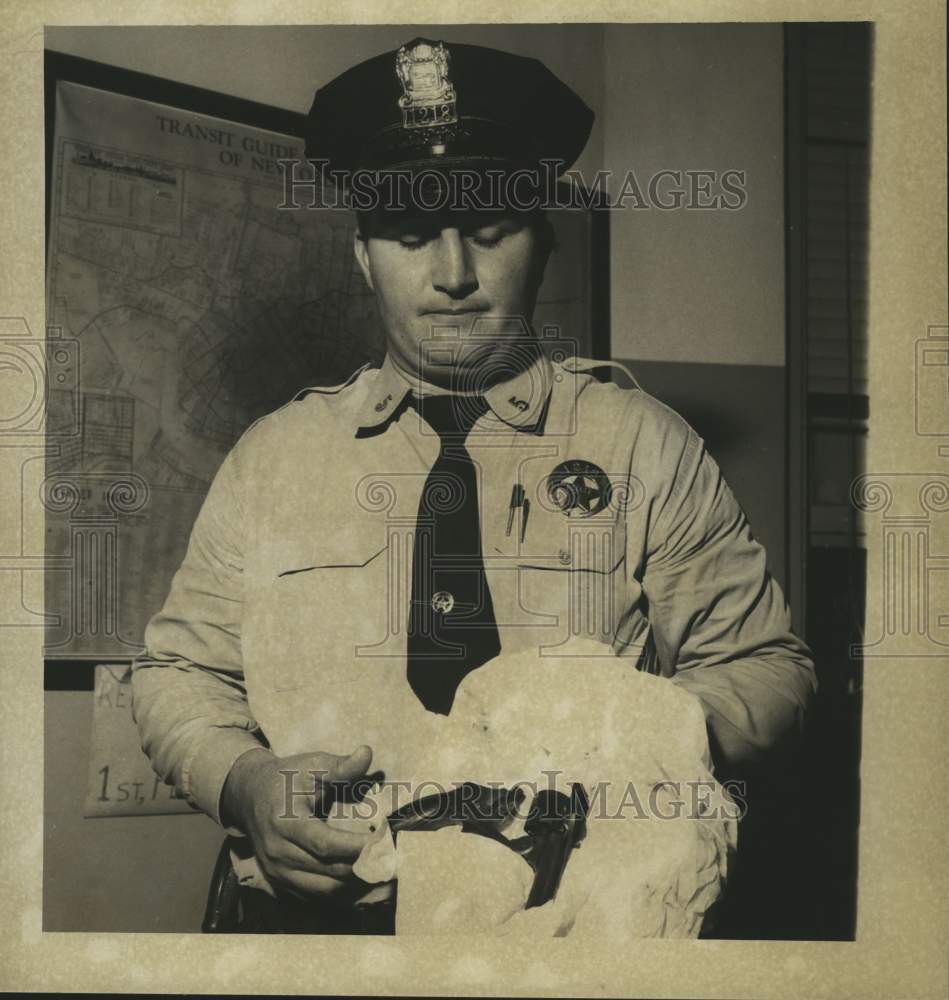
[513,517,627,645]
[247,539,397,695]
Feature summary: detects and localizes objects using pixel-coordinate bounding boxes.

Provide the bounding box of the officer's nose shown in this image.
[431,228,479,300]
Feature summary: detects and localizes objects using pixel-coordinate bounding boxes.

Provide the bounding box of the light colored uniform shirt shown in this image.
[131,352,816,826]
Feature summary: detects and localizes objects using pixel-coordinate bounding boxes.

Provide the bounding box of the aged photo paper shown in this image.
[0,1,946,996]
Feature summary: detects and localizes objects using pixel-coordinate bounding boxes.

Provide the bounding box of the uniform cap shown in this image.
[305,38,594,209]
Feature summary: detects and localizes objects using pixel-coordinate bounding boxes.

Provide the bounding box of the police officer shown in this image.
[131,37,815,932]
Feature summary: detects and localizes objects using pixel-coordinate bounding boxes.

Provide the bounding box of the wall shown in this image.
[603,23,787,585]
[604,23,785,366]
[43,23,789,932]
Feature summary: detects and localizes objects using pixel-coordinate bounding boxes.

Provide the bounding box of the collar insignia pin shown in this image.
[396,39,459,130]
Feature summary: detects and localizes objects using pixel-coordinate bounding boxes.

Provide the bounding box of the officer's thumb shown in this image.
[329,744,374,783]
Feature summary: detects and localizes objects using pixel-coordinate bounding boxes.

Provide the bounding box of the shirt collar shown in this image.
[356,348,553,435]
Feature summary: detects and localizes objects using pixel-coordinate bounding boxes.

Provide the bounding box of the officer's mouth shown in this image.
[421,308,489,317]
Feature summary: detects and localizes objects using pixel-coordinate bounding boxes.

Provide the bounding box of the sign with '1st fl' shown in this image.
[83,665,201,817]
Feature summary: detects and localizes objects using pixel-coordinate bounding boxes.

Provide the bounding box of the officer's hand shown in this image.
[220,744,376,900]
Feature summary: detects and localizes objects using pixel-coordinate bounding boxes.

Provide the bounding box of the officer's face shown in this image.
[354,209,549,388]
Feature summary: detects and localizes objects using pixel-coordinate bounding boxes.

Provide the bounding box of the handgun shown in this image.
[387,781,589,909]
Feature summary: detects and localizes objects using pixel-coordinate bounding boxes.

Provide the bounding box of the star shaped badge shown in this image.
[546,460,614,517]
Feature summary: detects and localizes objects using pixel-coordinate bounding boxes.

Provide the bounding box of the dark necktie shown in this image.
[406,394,502,714]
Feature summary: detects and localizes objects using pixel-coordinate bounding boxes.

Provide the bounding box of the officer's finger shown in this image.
[270,840,357,881]
[289,747,373,802]
[276,868,350,900]
[291,817,373,862]
[330,745,373,783]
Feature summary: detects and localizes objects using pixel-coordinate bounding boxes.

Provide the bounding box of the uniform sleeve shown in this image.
[130,437,269,826]
[638,414,816,774]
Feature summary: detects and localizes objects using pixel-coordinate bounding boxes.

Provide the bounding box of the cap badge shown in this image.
[396,39,459,130]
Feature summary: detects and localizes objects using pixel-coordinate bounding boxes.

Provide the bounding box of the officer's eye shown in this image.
[467,225,506,248]
[398,233,433,250]
[467,215,527,248]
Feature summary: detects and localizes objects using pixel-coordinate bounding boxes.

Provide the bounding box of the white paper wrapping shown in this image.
[233,639,738,935]
[393,828,534,935]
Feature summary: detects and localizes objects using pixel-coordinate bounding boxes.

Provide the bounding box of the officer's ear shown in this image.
[353,229,374,292]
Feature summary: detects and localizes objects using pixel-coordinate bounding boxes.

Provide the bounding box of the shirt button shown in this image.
[431,591,455,613]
